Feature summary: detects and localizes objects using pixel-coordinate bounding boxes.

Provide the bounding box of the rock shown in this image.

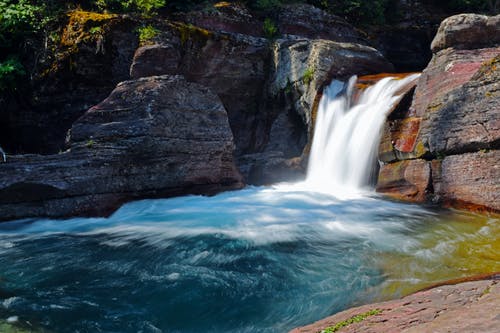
[173,2,263,37]
[0,11,139,155]
[431,14,500,52]
[376,159,431,202]
[432,151,500,212]
[269,39,394,137]
[0,75,243,221]
[418,54,500,155]
[129,22,270,155]
[379,48,499,160]
[377,14,500,212]
[364,0,452,71]
[277,4,366,43]
[290,278,500,333]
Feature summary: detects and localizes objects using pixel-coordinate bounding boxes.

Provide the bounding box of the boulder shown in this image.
[129,22,270,155]
[0,75,243,221]
[431,14,500,52]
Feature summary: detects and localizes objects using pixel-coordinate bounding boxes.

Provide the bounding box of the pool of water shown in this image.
[0,185,498,333]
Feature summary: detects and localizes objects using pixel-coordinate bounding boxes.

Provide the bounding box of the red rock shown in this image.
[433,150,500,212]
[376,159,431,202]
[290,278,500,333]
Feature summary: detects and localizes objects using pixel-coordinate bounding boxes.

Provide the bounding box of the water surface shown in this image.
[1,186,498,333]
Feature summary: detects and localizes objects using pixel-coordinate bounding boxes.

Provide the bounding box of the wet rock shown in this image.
[0,75,243,221]
[269,39,394,138]
[291,278,500,333]
[377,14,500,212]
[376,159,431,202]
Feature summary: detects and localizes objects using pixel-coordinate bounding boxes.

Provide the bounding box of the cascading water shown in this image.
[306,74,421,193]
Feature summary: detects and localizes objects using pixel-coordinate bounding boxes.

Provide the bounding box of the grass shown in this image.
[320,309,382,333]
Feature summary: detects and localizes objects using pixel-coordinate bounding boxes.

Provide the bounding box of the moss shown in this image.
[302,67,315,85]
[61,10,117,47]
[214,1,232,8]
[414,140,427,158]
[481,285,491,297]
[174,23,212,47]
[320,309,382,333]
[86,139,95,148]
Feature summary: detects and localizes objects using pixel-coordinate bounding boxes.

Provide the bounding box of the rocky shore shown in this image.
[291,275,500,333]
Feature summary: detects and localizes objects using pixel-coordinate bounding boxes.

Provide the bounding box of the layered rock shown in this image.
[0,75,242,221]
[377,14,500,212]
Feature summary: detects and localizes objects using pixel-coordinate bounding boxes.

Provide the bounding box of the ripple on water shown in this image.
[0,187,498,333]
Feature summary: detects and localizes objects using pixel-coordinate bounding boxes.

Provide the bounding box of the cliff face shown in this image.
[0,3,392,220]
[377,14,500,212]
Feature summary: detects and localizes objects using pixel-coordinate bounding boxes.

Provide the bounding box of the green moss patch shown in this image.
[320,309,382,333]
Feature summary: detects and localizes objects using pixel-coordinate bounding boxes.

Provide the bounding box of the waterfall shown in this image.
[305,73,420,194]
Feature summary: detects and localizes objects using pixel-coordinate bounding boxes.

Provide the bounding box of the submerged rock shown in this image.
[0,75,242,221]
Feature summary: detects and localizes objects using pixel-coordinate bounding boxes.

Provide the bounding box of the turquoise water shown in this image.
[0,186,498,333]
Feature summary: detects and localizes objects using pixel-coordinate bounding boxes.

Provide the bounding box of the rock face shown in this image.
[0,76,243,221]
[129,22,270,156]
[377,14,500,212]
[277,4,366,43]
[0,11,139,154]
[291,277,500,333]
[128,3,393,183]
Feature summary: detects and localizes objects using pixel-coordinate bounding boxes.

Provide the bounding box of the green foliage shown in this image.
[0,0,46,44]
[263,18,278,39]
[321,309,382,333]
[86,139,95,148]
[137,24,159,44]
[0,57,25,91]
[93,0,166,14]
[302,66,315,85]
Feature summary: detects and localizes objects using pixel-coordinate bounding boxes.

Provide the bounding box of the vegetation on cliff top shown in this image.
[0,0,496,92]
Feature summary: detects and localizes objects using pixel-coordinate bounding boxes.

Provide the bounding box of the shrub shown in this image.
[93,0,166,15]
[0,58,26,91]
[137,24,159,44]
[263,18,278,39]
